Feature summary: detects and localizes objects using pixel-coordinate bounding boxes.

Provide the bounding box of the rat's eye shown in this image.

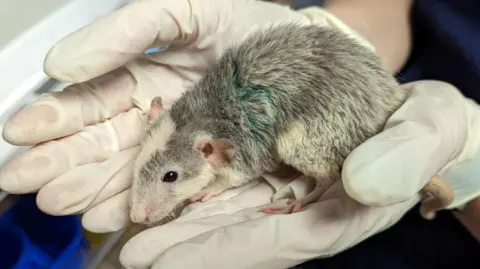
[162,171,178,182]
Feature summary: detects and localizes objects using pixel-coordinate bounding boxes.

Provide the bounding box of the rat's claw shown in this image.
[261,203,295,214]
[261,199,310,215]
[261,202,293,215]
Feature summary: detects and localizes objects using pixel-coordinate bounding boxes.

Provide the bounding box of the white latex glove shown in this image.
[344,81,480,210]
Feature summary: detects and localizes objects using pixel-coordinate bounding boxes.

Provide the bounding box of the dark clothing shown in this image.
[292,0,480,268]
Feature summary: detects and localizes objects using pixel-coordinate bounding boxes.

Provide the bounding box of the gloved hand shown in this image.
[1,1,480,269]
[0,0,315,232]
[0,0,372,233]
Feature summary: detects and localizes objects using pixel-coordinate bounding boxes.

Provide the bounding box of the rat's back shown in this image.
[224,23,405,133]
[169,23,406,173]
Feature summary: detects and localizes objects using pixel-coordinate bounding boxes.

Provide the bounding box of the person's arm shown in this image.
[455,198,480,242]
[324,0,414,74]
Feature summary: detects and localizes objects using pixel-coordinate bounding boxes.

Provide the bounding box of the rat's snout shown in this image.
[130,202,168,225]
[130,207,148,224]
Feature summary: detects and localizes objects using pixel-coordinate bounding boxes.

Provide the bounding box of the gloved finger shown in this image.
[342,80,471,206]
[124,58,203,112]
[0,108,143,193]
[4,56,194,146]
[82,189,132,233]
[36,147,139,216]
[150,185,419,269]
[3,68,136,145]
[44,0,233,83]
[120,181,273,269]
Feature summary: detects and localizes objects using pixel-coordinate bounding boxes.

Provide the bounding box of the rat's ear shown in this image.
[147,97,164,124]
[195,137,235,167]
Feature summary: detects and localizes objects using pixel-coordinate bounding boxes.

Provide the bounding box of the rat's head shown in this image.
[129,97,235,225]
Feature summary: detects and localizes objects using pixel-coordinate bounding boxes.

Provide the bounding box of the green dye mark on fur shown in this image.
[231,63,274,142]
[237,87,274,142]
[239,89,271,124]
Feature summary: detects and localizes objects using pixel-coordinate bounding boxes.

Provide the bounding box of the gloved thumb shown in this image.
[342,80,471,206]
[44,0,220,83]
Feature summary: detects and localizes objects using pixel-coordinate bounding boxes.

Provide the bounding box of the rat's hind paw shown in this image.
[260,199,308,215]
[261,187,324,215]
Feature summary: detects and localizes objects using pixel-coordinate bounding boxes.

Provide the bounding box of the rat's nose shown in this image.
[130,207,147,223]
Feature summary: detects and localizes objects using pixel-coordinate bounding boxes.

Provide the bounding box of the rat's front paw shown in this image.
[189,192,215,203]
[189,187,224,203]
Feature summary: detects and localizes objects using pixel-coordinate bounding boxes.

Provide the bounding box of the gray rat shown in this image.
[129,23,453,225]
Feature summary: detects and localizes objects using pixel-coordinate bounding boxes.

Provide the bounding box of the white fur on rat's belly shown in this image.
[276,120,308,159]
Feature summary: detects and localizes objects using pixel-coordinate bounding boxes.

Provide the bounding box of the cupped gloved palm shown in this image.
[1,0,480,269]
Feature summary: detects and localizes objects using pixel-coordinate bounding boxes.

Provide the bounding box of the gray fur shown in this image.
[136,23,407,217]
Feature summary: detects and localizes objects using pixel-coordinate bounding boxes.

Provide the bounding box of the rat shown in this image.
[129,23,454,225]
